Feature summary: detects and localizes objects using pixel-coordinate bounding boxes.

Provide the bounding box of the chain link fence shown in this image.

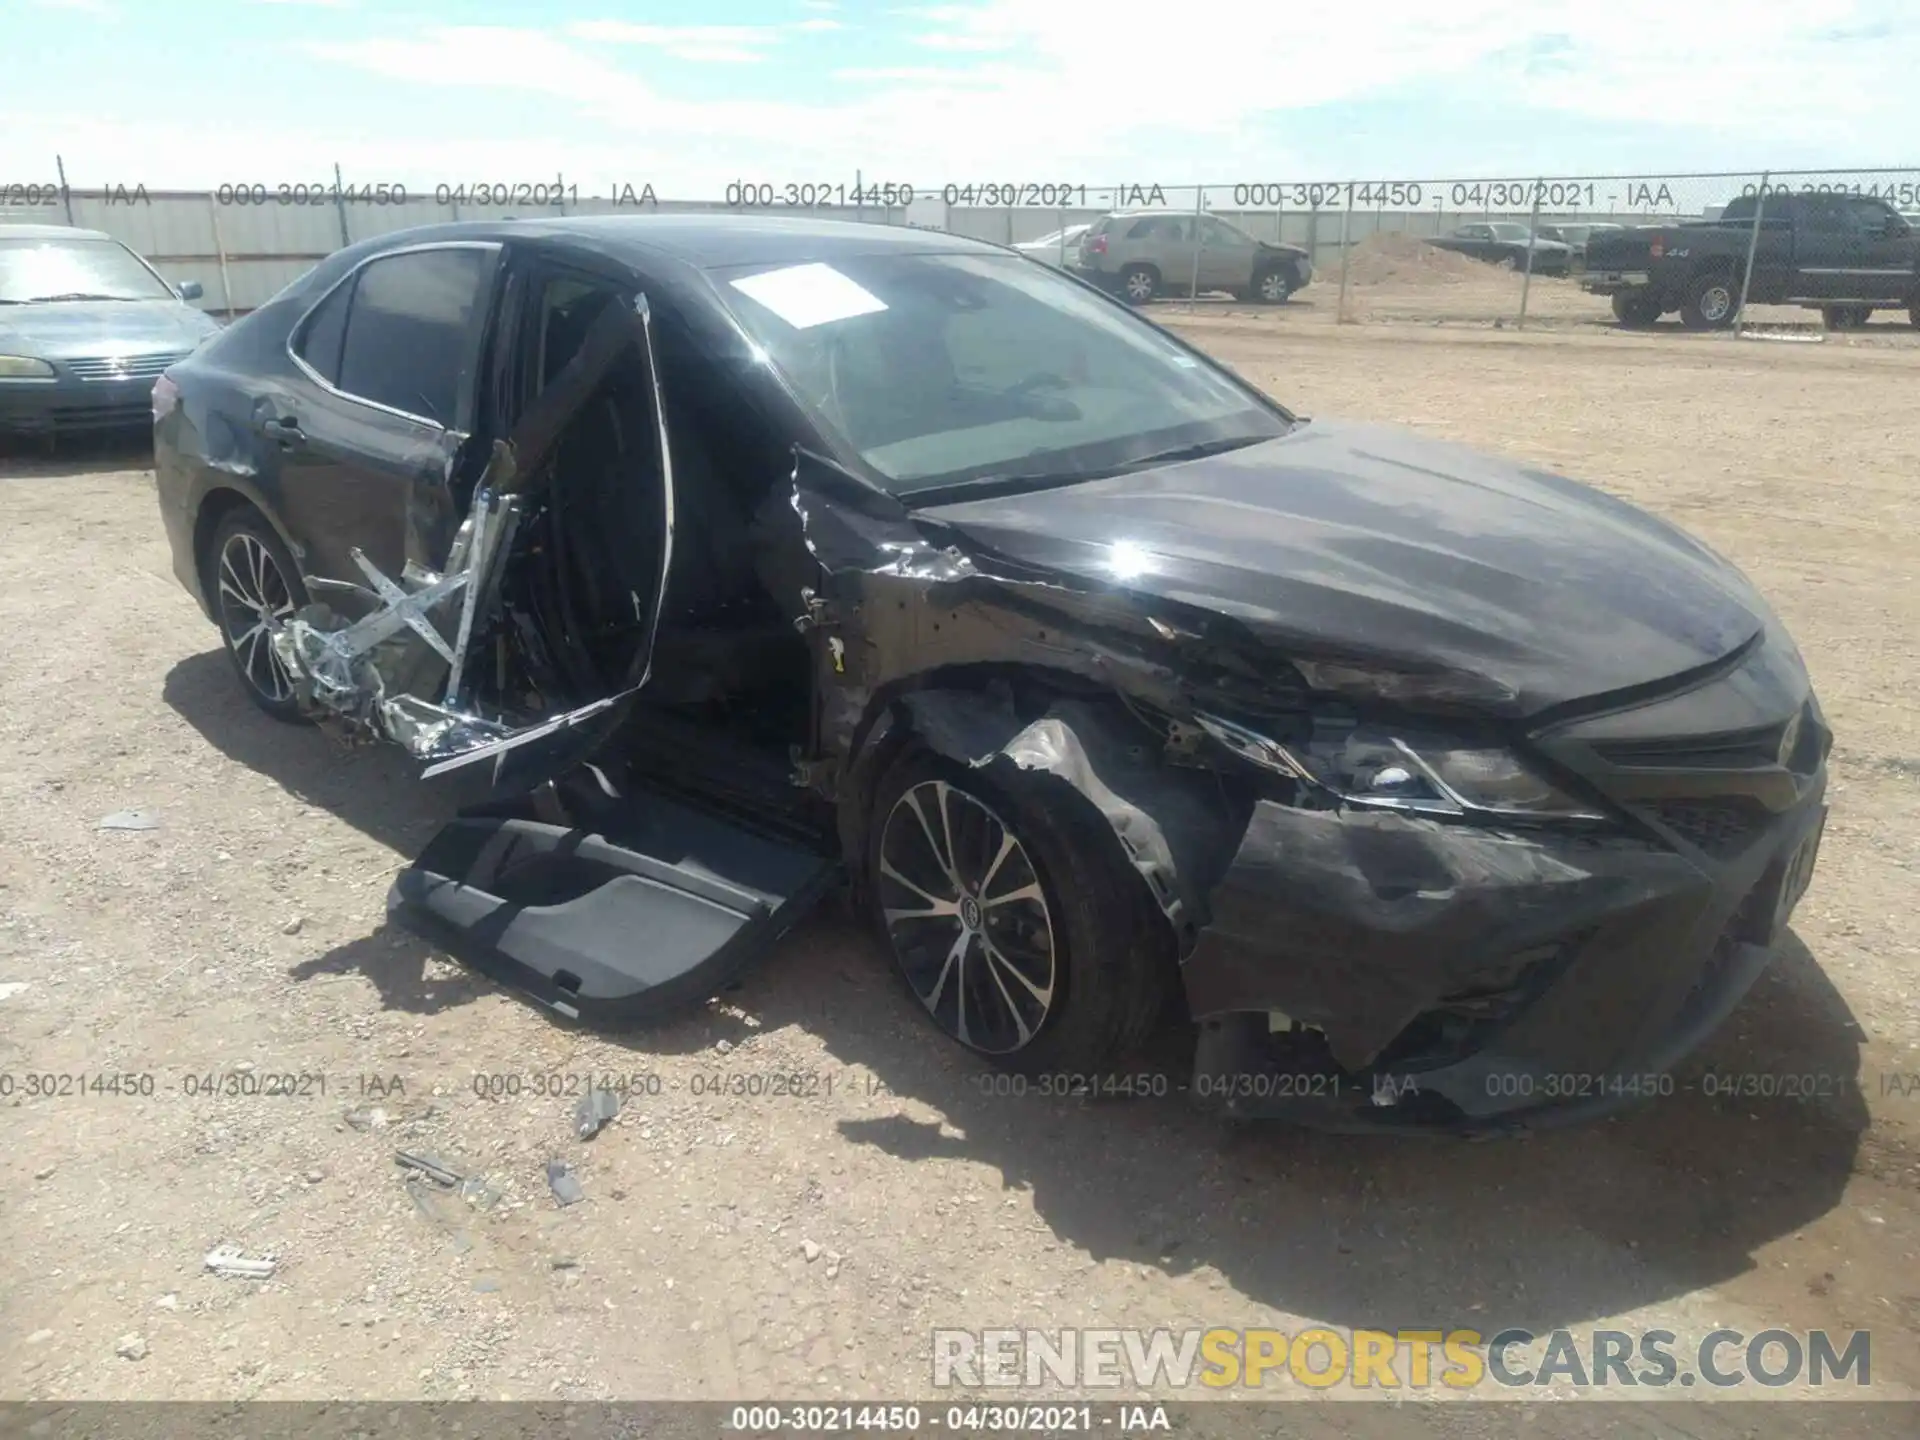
[6,165,1918,334]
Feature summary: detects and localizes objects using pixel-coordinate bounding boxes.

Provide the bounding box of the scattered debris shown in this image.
[27,1329,54,1345]
[305,1169,324,1185]
[394,1151,462,1188]
[574,1085,621,1140]
[34,1165,54,1181]
[0,982,28,1001]
[546,1160,585,1208]
[825,1252,843,1280]
[550,1256,579,1270]
[204,1246,276,1279]
[459,1174,505,1211]
[801,1239,822,1263]
[280,917,305,936]
[97,810,160,831]
[715,1038,734,1055]
[115,1333,149,1361]
[343,1105,390,1131]
[408,1184,474,1253]
[153,1293,178,1311]
[473,1277,502,1294]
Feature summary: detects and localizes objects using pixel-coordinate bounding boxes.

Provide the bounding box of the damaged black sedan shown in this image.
[153,215,1830,1131]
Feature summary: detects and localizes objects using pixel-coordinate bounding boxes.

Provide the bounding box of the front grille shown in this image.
[1594,724,1788,771]
[48,402,151,430]
[1646,797,1772,859]
[65,352,186,383]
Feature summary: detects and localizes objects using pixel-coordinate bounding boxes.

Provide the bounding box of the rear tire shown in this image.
[1680,271,1739,330]
[1612,290,1663,327]
[208,506,310,724]
[864,745,1174,1076]
[1821,305,1873,331]
[1119,264,1159,305]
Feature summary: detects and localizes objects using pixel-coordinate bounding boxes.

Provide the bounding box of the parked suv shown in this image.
[1077,211,1312,304]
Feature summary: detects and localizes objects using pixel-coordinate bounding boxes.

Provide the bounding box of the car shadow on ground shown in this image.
[0,430,152,475]
[166,647,1869,1334]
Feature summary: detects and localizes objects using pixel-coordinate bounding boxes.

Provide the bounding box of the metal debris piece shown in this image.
[97,810,160,831]
[546,1160,585,1208]
[574,1085,622,1140]
[394,1150,462,1188]
[343,1105,389,1131]
[459,1174,505,1211]
[115,1333,149,1361]
[204,1246,276,1279]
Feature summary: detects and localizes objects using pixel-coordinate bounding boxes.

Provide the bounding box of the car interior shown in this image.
[491,269,819,815]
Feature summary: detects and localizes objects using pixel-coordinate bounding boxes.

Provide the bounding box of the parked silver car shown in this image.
[1014,223,1092,271]
[0,225,218,443]
[1077,211,1312,304]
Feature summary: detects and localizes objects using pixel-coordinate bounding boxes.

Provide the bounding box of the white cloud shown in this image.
[564,21,783,64]
[7,3,1917,191]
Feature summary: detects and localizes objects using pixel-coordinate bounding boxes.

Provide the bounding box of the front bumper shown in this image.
[0,375,155,436]
[1180,647,1831,1132]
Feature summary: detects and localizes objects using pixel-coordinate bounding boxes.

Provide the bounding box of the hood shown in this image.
[0,298,220,359]
[915,420,1766,717]
[1257,241,1310,260]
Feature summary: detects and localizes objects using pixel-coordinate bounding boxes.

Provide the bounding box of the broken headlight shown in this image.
[1196,713,1608,821]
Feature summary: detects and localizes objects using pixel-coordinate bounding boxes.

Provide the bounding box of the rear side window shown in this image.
[334,248,492,427]
[292,275,353,385]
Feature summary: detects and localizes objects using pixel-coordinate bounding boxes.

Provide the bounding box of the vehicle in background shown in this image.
[1076,211,1312,304]
[1536,222,1626,265]
[1583,192,1920,330]
[0,225,217,445]
[1014,223,1091,271]
[1425,223,1574,276]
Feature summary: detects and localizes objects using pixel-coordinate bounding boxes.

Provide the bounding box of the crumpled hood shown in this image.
[0,299,219,359]
[915,420,1767,716]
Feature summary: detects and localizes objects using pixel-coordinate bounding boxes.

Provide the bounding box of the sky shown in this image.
[3,0,1916,198]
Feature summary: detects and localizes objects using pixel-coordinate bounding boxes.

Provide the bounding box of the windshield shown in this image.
[717,251,1289,498]
[0,237,176,303]
[1487,223,1534,242]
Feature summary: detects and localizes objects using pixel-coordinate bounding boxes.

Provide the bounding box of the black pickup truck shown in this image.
[1582,191,1920,330]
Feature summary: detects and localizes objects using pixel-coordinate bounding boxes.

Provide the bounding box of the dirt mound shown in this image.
[1341,231,1503,287]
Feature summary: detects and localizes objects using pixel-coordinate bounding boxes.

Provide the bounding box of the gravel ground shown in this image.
[2,307,1918,1410]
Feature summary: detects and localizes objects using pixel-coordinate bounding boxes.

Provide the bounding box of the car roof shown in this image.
[338,213,1010,272]
[0,223,114,241]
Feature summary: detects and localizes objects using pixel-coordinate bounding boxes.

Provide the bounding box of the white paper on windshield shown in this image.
[729,263,887,330]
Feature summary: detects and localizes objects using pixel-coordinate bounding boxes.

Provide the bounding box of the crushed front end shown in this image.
[1177,627,1831,1131]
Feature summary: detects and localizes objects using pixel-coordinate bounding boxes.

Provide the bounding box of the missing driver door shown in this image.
[420,277,676,791]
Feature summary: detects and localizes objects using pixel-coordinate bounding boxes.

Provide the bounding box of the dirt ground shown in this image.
[3,306,1919,1413]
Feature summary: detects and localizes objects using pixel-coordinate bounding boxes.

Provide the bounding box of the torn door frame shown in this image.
[267,289,677,786]
[779,453,1271,956]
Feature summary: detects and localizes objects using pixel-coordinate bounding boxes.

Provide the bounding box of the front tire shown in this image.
[1680,270,1740,330]
[1253,268,1294,304]
[1119,264,1160,305]
[208,507,310,723]
[865,747,1173,1075]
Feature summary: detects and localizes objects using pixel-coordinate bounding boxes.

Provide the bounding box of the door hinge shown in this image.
[793,588,838,634]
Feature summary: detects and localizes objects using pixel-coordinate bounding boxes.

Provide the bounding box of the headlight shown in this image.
[1196,713,1608,821]
[0,355,56,379]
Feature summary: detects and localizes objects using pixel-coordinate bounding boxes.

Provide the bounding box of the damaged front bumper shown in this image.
[1182,777,1828,1132]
